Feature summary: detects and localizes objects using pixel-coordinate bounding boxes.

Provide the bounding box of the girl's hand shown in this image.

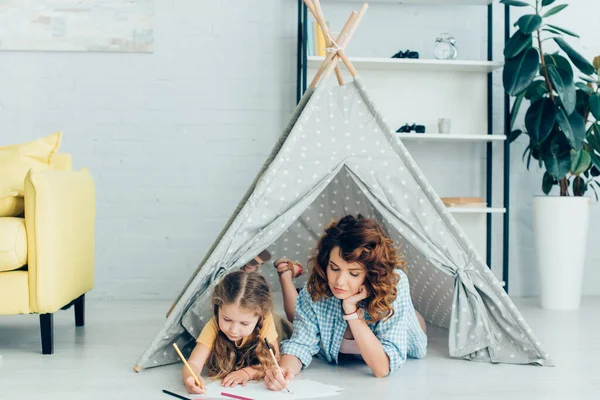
[184,376,206,394]
[264,366,294,391]
[342,285,369,314]
[222,369,252,388]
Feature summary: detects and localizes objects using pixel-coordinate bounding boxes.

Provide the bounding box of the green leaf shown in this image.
[545,23,579,38]
[504,30,533,59]
[590,151,600,171]
[556,106,574,146]
[544,54,573,81]
[500,0,532,6]
[576,89,590,116]
[516,14,543,34]
[591,164,600,177]
[541,27,563,36]
[590,182,598,201]
[580,75,599,84]
[568,111,586,150]
[554,38,596,76]
[542,171,555,194]
[525,79,549,102]
[542,0,557,6]
[522,144,533,169]
[547,64,576,114]
[587,123,600,153]
[503,47,540,96]
[544,133,572,179]
[510,93,525,129]
[525,98,557,144]
[576,82,594,94]
[590,94,600,120]
[543,5,568,18]
[571,149,591,175]
[510,129,523,143]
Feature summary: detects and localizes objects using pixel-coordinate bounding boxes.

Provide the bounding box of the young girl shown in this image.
[265,214,428,391]
[182,270,278,394]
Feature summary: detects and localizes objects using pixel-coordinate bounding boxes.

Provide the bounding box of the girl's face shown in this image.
[218,303,259,344]
[326,246,367,300]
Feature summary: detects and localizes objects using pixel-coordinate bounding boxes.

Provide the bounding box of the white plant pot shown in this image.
[532,196,590,310]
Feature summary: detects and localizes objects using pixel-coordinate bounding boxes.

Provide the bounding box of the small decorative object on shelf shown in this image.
[434,33,458,60]
[437,118,451,134]
[391,49,419,59]
[397,123,426,133]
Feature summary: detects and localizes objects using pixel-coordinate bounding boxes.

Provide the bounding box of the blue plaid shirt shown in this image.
[280,270,427,374]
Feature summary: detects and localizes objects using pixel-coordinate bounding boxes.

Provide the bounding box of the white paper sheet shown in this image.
[193,379,344,400]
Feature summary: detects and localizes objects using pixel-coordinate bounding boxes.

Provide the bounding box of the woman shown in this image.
[265,214,427,391]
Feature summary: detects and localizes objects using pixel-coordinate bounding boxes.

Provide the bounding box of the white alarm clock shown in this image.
[434,33,458,60]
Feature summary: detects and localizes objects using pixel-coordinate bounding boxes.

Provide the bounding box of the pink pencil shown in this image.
[220,392,253,400]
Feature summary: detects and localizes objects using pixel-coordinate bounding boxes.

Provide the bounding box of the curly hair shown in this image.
[306,214,405,323]
[205,271,275,379]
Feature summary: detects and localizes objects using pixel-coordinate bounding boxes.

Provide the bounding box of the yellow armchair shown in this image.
[0,153,95,354]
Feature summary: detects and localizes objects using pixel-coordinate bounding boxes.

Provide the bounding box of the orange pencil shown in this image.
[172,343,205,392]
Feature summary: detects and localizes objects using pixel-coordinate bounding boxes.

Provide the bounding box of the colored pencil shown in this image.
[172,343,205,392]
[162,389,191,400]
[221,392,254,400]
[264,338,291,393]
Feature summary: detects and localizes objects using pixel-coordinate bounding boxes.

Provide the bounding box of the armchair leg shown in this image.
[75,294,85,327]
[39,314,54,355]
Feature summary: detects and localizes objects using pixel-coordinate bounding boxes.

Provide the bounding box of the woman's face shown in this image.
[326,246,367,300]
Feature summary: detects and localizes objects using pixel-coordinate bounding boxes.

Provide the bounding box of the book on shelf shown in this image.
[440,197,487,208]
[306,20,326,57]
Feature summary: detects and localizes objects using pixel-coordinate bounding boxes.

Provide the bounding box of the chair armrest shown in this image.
[24,168,95,313]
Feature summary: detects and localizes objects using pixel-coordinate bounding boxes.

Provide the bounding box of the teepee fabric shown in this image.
[134,75,552,370]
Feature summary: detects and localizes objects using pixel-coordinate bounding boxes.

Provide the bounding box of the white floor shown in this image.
[0,297,598,400]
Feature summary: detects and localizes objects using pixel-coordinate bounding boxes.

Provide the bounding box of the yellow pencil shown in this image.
[264,338,291,393]
[172,343,205,392]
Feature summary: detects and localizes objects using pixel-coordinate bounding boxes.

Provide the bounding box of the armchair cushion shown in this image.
[0,217,27,272]
[0,132,62,200]
[0,270,30,314]
[0,195,24,218]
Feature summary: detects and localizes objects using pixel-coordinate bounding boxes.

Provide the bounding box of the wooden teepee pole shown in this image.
[322,3,368,82]
[307,0,344,85]
[306,1,368,87]
[309,10,356,88]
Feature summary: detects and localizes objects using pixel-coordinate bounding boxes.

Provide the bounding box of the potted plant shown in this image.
[501,0,600,310]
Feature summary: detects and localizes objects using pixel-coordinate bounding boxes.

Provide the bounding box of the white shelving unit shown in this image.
[341,0,495,4]
[447,207,506,214]
[307,56,504,74]
[297,0,509,284]
[398,133,506,142]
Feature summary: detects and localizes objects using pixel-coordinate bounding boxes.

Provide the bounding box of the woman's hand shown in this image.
[221,369,252,388]
[342,285,369,314]
[183,376,206,394]
[264,366,294,391]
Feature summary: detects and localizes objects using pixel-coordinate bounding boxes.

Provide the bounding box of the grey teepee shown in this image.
[134,0,552,371]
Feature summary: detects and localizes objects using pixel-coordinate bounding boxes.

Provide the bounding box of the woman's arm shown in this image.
[346,318,390,377]
[342,285,390,377]
[265,288,321,391]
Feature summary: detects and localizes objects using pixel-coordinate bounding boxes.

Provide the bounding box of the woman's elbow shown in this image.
[373,369,389,378]
[370,361,390,378]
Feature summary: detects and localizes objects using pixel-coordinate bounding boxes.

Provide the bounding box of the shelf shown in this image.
[447,207,506,214]
[307,56,503,73]
[398,133,506,142]
[336,0,495,4]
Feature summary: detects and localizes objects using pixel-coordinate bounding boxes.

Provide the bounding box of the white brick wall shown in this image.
[0,0,598,299]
